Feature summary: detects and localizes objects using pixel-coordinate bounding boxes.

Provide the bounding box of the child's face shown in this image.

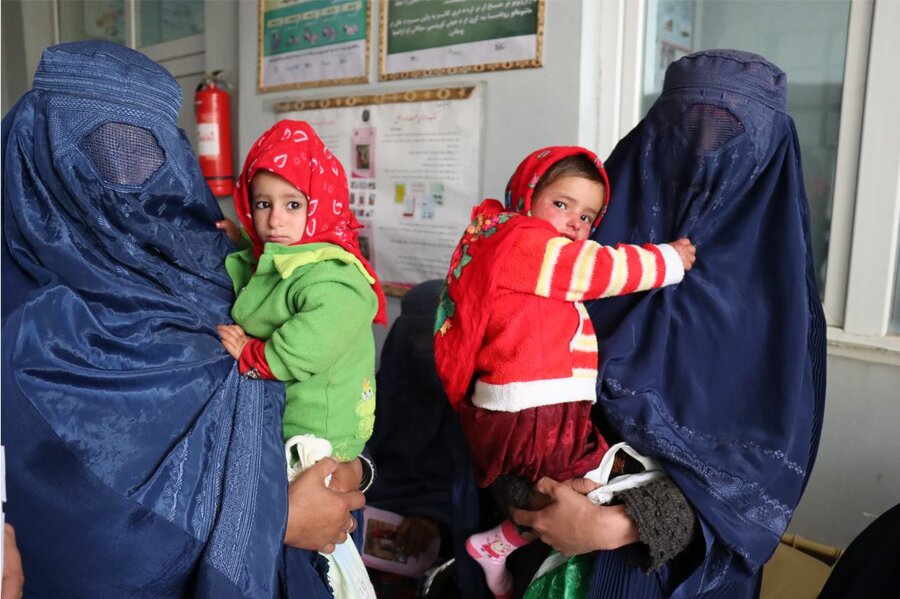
[530,176,606,241]
[250,170,308,246]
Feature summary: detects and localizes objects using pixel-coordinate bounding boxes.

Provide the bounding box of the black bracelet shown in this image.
[358,453,376,494]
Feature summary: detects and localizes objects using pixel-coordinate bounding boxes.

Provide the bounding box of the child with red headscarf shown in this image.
[216,120,385,597]
[434,146,696,598]
[217,120,386,468]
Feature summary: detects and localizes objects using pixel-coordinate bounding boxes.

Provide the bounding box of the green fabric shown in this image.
[272,245,375,284]
[524,551,594,599]
[226,242,378,460]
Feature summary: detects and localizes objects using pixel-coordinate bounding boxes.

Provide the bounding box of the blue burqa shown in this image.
[585,50,826,598]
[2,41,331,598]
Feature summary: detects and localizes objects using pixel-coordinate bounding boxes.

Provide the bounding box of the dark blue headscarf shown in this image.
[586,50,826,598]
[1,41,326,598]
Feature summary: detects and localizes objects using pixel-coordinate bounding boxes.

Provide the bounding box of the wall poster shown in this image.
[258,0,370,92]
[276,86,483,293]
[379,0,543,81]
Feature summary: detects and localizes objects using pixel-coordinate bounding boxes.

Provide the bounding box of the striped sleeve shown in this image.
[501,231,684,301]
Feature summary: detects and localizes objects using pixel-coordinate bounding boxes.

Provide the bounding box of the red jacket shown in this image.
[467,219,683,412]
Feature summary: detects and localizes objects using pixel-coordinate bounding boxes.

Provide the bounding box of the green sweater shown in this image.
[225,242,378,461]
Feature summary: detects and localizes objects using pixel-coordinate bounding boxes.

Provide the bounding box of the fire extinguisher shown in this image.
[195,71,233,196]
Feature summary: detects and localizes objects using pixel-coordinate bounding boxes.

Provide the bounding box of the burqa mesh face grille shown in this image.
[682,104,745,152]
[82,122,165,186]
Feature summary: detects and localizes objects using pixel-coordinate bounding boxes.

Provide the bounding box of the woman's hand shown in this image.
[328,458,363,493]
[216,324,250,360]
[3,524,25,599]
[509,477,639,557]
[216,218,242,245]
[395,516,440,558]
[285,458,366,554]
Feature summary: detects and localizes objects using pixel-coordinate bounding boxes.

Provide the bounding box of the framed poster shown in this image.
[258,0,370,92]
[276,85,483,292]
[379,0,543,81]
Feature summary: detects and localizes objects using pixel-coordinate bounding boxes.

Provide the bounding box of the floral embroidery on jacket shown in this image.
[435,211,514,335]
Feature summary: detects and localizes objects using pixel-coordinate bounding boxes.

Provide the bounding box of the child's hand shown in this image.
[216,218,242,245]
[670,238,696,272]
[217,324,250,360]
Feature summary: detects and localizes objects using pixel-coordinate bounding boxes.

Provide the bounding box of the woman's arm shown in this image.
[3,524,25,599]
[327,451,376,494]
[510,476,696,569]
[510,477,639,556]
[284,457,366,554]
[617,477,697,571]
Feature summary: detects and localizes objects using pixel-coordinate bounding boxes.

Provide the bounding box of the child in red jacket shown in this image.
[434,146,695,598]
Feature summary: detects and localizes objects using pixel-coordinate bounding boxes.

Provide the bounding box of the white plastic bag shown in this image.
[285,434,377,599]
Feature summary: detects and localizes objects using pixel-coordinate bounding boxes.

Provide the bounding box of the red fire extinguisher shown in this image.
[195,71,233,196]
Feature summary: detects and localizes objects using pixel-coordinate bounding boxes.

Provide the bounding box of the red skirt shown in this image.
[457,400,609,488]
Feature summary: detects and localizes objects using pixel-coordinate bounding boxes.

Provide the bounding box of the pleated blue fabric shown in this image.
[2,41,330,598]
[586,50,826,598]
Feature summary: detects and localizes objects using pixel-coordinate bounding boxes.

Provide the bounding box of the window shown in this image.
[58,0,127,45]
[597,0,900,341]
[138,0,204,48]
[640,0,852,298]
[57,0,204,47]
[54,0,207,148]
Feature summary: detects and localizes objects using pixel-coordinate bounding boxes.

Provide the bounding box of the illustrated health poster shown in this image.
[380,0,543,80]
[259,0,370,91]
[278,86,483,291]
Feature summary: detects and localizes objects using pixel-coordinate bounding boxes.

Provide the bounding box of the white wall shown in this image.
[788,354,900,547]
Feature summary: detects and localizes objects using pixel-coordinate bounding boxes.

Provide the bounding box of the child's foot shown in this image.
[465,520,529,599]
[466,540,512,599]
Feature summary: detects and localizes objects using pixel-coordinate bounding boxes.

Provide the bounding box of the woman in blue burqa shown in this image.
[2,41,363,597]
[512,50,826,598]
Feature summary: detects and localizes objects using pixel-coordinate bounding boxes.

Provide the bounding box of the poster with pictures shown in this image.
[278,86,482,292]
[380,0,543,80]
[259,0,369,92]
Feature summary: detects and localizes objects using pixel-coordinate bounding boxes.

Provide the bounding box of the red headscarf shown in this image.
[234,119,387,325]
[504,145,611,228]
[435,145,610,409]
